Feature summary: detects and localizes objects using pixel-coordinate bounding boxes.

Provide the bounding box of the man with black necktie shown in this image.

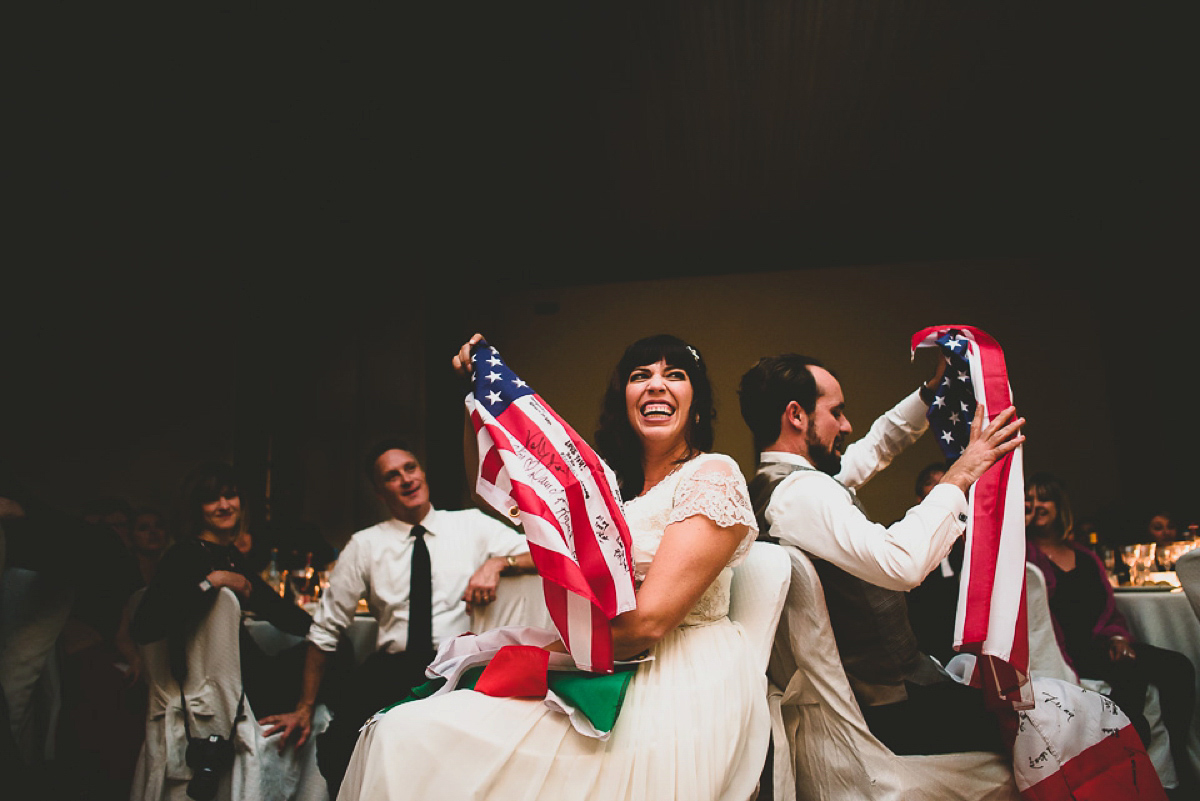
[259,438,533,796]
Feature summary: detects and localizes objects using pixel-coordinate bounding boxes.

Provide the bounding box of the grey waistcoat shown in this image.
[749,460,947,706]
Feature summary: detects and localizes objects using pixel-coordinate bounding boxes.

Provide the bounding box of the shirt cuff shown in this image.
[306,621,341,653]
[895,390,933,432]
[921,482,969,525]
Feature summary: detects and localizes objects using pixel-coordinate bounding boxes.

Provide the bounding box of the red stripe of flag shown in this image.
[492,400,629,612]
[1020,724,1166,801]
[537,400,635,567]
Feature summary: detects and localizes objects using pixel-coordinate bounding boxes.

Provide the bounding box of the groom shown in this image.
[737,352,1023,753]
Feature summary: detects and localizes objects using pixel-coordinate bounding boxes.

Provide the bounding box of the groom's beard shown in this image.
[807,432,844,476]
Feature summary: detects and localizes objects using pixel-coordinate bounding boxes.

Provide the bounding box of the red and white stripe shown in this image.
[912,324,1029,703]
[467,390,637,674]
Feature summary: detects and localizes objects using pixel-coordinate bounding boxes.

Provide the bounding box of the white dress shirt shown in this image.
[308,508,528,654]
[762,390,969,592]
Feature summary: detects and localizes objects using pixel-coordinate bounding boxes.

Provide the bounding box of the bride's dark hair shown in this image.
[595,334,715,500]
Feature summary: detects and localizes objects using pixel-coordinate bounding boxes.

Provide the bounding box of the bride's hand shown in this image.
[452,333,486,379]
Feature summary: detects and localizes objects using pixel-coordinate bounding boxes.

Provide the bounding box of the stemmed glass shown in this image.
[1121,546,1140,585]
[1122,543,1156,585]
[1136,542,1157,582]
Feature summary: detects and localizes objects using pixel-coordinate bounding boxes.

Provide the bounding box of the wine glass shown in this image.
[1121,546,1140,585]
[1136,542,1157,582]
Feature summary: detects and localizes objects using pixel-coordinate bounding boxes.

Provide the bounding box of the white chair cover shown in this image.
[468,573,554,633]
[0,567,73,764]
[1176,548,1200,624]
[1024,561,1177,788]
[768,545,1018,801]
[1024,563,1078,683]
[129,587,329,801]
[729,542,791,801]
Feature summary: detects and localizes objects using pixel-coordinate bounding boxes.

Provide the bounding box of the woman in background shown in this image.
[131,462,314,718]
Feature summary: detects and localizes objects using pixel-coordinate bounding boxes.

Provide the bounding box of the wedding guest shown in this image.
[258,438,532,797]
[130,463,316,718]
[1146,511,1178,545]
[129,507,169,585]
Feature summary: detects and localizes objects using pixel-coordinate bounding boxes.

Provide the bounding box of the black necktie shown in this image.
[408,524,433,658]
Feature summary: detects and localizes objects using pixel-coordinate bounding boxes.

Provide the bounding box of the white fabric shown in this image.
[1177,548,1200,624]
[1113,588,1200,782]
[761,391,969,592]
[468,572,554,633]
[130,588,329,801]
[1023,563,1079,684]
[1026,564,1180,787]
[768,545,1017,801]
[337,453,769,801]
[308,508,528,654]
[0,567,73,763]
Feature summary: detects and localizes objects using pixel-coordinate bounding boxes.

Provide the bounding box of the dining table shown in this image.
[1113,584,1200,780]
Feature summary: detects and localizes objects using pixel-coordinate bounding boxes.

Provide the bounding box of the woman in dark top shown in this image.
[131,462,313,717]
[1024,472,1196,792]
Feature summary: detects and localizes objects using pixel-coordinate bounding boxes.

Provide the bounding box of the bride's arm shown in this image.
[609,513,746,660]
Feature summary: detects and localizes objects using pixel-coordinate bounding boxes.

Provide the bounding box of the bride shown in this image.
[338,333,767,800]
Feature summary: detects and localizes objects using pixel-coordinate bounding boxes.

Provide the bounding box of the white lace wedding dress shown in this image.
[337,453,766,801]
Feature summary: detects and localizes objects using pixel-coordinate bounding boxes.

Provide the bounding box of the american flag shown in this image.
[464,342,637,674]
[911,325,1030,702]
[913,327,1162,800]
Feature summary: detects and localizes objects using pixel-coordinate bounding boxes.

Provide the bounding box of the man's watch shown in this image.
[505,555,519,569]
[198,578,214,593]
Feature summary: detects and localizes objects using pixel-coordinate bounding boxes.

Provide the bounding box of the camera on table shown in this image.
[185,732,235,801]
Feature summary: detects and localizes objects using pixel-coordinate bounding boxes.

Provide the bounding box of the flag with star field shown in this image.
[913,326,1162,801]
[911,325,1028,692]
[464,341,637,674]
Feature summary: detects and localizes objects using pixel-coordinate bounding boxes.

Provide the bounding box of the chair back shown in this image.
[0,567,73,763]
[133,587,261,801]
[1176,547,1200,624]
[469,574,554,633]
[1023,563,1078,683]
[769,545,1018,801]
[728,541,790,671]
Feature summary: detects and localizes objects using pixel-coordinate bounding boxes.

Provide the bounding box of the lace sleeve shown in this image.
[667,455,758,565]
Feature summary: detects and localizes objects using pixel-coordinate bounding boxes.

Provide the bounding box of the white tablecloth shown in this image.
[1114,588,1200,779]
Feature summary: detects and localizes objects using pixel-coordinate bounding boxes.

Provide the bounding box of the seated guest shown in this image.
[1025,472,1197,792]
[336,333,766,801]
[2,481,143,799]
[129,507,169,586]
[738,352,1023,754]
[915,461,948,501]
[1146,510,1178,546]
[257,437,533,797]
[906,461,963,667]
[130,462,320,720]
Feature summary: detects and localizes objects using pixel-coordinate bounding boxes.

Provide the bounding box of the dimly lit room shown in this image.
[5,3,1196,799]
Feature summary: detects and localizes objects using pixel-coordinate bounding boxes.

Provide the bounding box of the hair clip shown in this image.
[686,345,700,363]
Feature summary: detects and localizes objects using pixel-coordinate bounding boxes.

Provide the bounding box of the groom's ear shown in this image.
[783,400,807,435]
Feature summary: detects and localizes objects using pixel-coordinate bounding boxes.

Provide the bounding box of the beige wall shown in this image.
[484,259,1119,525]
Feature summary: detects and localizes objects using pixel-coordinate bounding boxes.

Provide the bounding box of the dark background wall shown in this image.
[6,2,1192,547]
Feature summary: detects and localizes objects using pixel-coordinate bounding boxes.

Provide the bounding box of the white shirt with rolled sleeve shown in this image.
[762,389,970,592]
[307,507,528,655]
